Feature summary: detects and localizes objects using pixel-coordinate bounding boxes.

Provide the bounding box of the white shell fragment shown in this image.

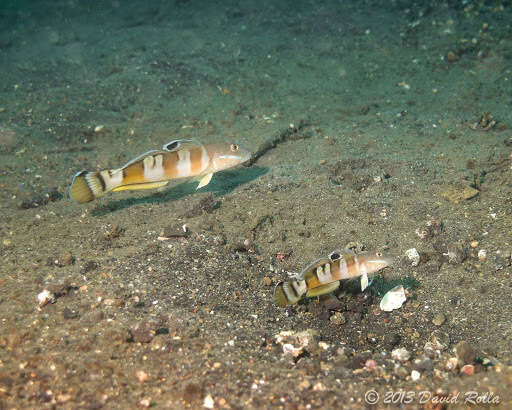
[405,248,420,266]
[380,285,406,312]
[360,273,369,291]
[37,289,55,307]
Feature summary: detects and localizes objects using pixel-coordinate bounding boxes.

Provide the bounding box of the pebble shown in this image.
[441,185,479,204]
[455,340,476,365]
[132,319,161,343]
[431,330,450,351]
[392,347,410,362]
[411,370,421,381]
[494,249,511,270]
[161,223,189,239]
[183,383,202,404]
[478,249,487,261]
[423,342,438,359]
[298,379,311,391]
[262,276,272,286]
[461,364,475,375]
[329,312,345,325]
[405,248,420,266]
[203,394,214,409]
[432,312,446,326]
[446,242,467,264]
[55,250,73,266]
[445,357,458,371]
[413,357,433,371]
[136,370,148,384]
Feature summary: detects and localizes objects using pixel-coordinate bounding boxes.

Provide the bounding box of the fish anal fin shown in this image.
[306,281,340,297]
[196,173,213,190]
[112,181,169,192]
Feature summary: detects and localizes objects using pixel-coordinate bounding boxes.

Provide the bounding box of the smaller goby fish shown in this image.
[69,139,251,203]
[273,249,392,307]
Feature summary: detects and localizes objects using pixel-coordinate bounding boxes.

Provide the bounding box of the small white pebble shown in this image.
[94,125,104,133]
[411,370,421,381]
[405,248,420,266]
[203,394,214,409]
[478,249,487,261]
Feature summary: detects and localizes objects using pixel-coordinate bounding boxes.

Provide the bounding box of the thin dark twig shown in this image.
[245,119,312,166]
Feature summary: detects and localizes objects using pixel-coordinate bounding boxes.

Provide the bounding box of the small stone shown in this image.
[446,242,467,265]
[329,312,345,325]
[392,347,410,362]
[262,276,272,286]
[56,250,73,266]
[161,223,189,238]
[413,357,433,371]
[136,370,148,384]
[132,319,160,343]
[138,398,151,408]
[410,370,421,381]
[461,364,475,375]
[494,249,511,270]
[298,379,311,390]
[62,307,79,319]
[183,383,202,404]
[383,333,401,350]
[405,248,420,266]
[445,357,458,371]
[365,359,377,369]
[203,394,214,409]
[432,313,446,326]
[455,341,476,365]
[431,330,450,351]
[477,249,487,261]
[441,185,479,204]
[424,342,438,359]
[445,51,459,63]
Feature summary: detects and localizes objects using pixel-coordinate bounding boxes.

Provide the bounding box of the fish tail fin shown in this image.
[273,280,305,307]
[68,171,108,203]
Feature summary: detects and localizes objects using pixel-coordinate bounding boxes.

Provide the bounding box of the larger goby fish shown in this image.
[273,249,393,307]
[68,139,251,203]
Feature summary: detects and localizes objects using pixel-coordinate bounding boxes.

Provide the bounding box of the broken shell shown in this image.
[37,289,56,306]
[477,249,487,261]
[380,285,406,312]
[360,273,369,291]
[392,347,411,362]
[405,248,420,266]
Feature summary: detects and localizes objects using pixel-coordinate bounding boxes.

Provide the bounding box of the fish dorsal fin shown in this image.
[113,149,163,174]
[328,249,355,261]
[162,139,205,152]
[297,257,332,280]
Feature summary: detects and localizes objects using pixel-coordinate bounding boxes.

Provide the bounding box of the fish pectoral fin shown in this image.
[306,281,340,297]
[112,181,169,192]
[196,173,213,190]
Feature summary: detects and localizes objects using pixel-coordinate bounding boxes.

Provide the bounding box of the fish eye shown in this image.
[230,143,239,152]
[329,252,341,261]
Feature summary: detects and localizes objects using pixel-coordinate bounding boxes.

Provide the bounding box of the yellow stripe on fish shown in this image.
[273,249,393,307]
[69,139,251,203]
